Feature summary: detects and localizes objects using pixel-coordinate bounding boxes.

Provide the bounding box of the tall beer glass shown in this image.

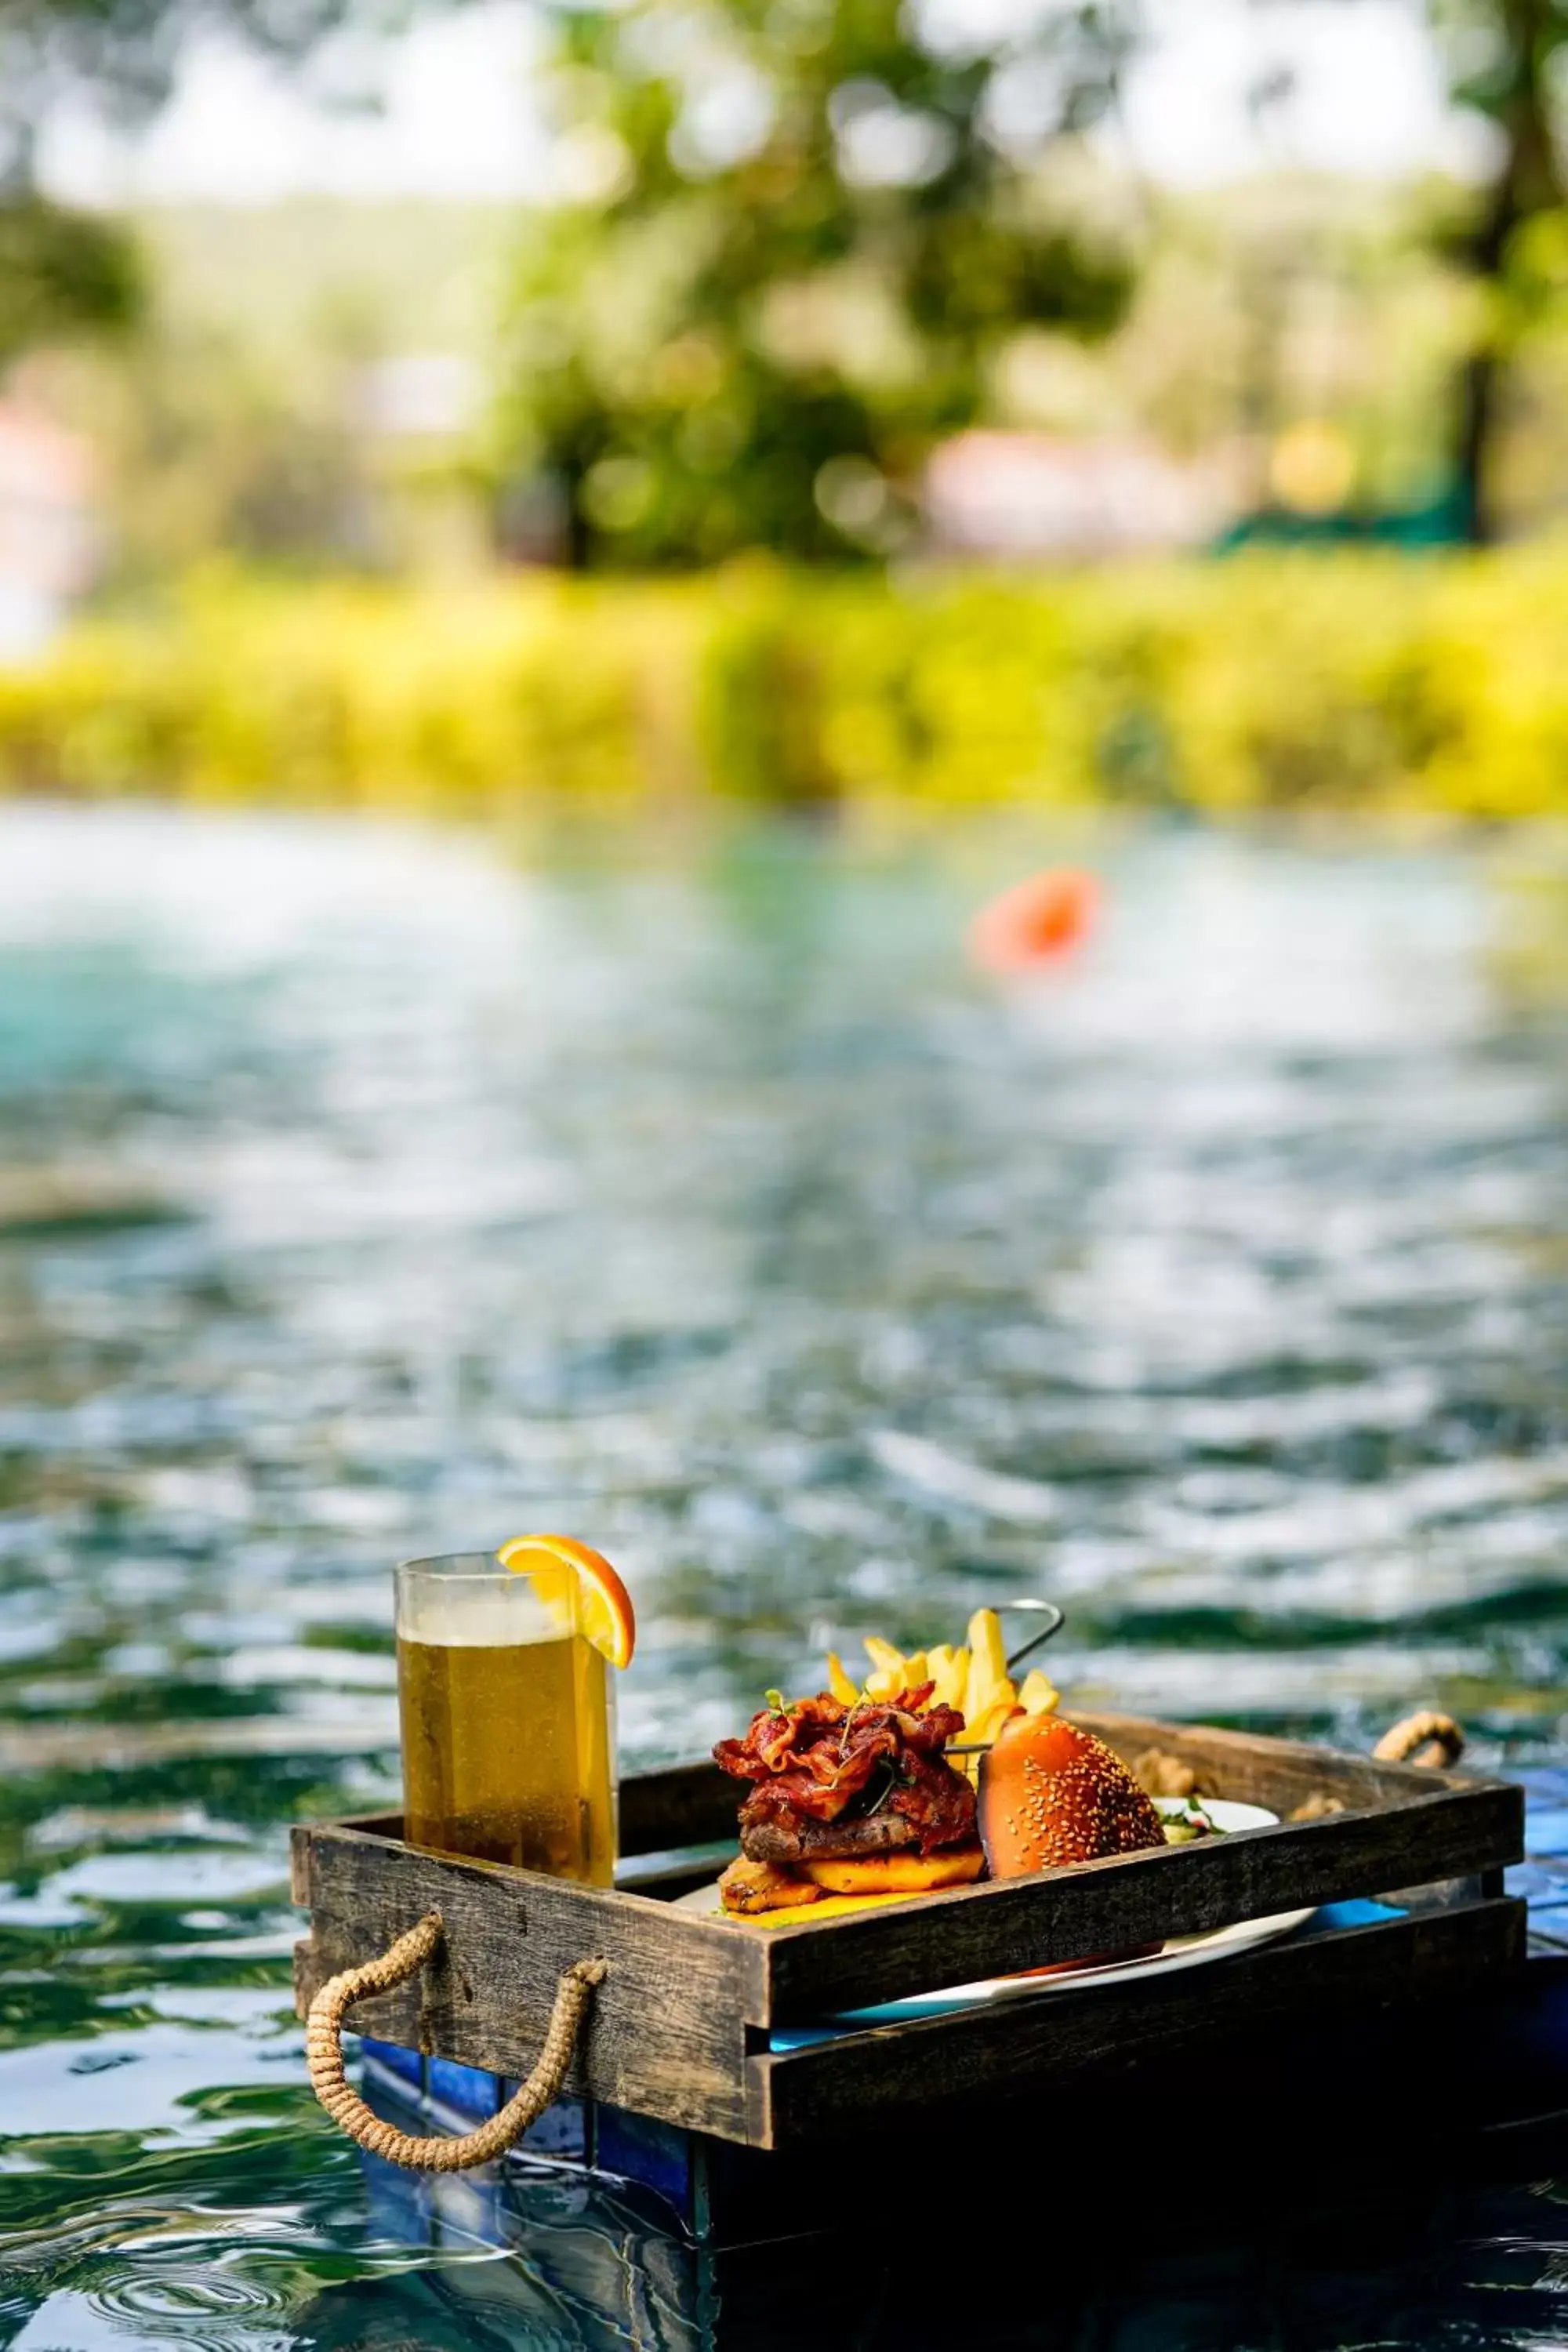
[395,1552,616,1883]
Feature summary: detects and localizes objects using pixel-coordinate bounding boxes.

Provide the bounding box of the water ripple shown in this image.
[2,810,1567,2345]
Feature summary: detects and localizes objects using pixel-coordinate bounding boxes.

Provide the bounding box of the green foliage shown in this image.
[1428,0,1566,200]
[1420,0,1568,535]
[497,0,1136,565]
[68,202,514,581]
[0,572,710,810]
[0,0,414,368]
[6,556,1568,820]
[0,194,143,366]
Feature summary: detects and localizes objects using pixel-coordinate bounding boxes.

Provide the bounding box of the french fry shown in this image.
[925,1643,966,1711]
[956,1695,1015,1784]
[968,1695,1017,1742]
[863,1637,908,1683]
[821,1609,1059,1784]
[826,1651,860,1707]
[964,1608,1010,1721]
[1018,1668,1059,1717]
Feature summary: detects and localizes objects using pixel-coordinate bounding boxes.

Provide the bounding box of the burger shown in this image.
[713,1685,984,1918]
[978,1711,1166,1875]
[978,1710,1167,1969]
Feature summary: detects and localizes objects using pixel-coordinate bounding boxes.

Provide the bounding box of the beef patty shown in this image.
[739,1809,920,1866]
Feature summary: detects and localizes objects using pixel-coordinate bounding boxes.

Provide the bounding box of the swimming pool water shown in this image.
[2,804,1567,2348]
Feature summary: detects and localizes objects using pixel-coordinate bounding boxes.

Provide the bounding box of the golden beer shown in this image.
[396,1555,616,1883]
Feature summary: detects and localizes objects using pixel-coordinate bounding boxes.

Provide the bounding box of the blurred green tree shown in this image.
[1243,0,1568,540]
[497,0,1138,565]
[0,0,408,368]
[1426,0,1568,540]
[0,193,143,363]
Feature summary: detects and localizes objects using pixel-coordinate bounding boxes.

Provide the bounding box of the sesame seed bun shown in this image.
[979,1714,1166,1876]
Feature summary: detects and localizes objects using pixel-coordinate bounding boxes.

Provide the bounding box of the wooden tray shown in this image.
[292,1710,1525,2151]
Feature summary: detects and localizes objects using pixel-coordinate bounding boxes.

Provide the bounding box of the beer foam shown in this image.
[397,1577,562,1648]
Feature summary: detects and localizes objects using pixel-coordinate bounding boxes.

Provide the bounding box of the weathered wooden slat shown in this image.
[619,1761,739,1856]
[1074,1709,1461,1813]
[313,1763,745,1862]
[757,1774,1522,2021]
[756,1896,1526,2145]
[292,1823,769,2140]
[613,1853,732,1900]
[288,1807,726,1902]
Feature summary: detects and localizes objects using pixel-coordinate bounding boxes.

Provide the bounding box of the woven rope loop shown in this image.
[1374,1711,1465,1769]
[305,1909,607,2172]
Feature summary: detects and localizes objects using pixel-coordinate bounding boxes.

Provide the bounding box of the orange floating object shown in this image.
[969,867,1100,972]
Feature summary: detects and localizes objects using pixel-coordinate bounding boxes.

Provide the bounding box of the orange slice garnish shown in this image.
[496,1533,636,1669]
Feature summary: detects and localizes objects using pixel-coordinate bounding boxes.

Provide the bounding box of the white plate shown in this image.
[678,1797,1314,2031]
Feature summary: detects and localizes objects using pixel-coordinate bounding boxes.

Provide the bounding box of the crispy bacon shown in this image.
[713,1687,976,1854]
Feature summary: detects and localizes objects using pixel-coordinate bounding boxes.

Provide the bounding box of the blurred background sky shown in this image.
[36,1,1487,205]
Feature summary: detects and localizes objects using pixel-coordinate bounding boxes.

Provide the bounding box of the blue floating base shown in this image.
[360,2039,696,2231]
[362,2041,597,2174]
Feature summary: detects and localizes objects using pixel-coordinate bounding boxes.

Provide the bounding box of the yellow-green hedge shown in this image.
[3,554,1568,818]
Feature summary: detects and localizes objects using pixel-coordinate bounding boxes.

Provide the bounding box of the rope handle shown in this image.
[1374,1710,1465,1769]
[305,1910,606,2172]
